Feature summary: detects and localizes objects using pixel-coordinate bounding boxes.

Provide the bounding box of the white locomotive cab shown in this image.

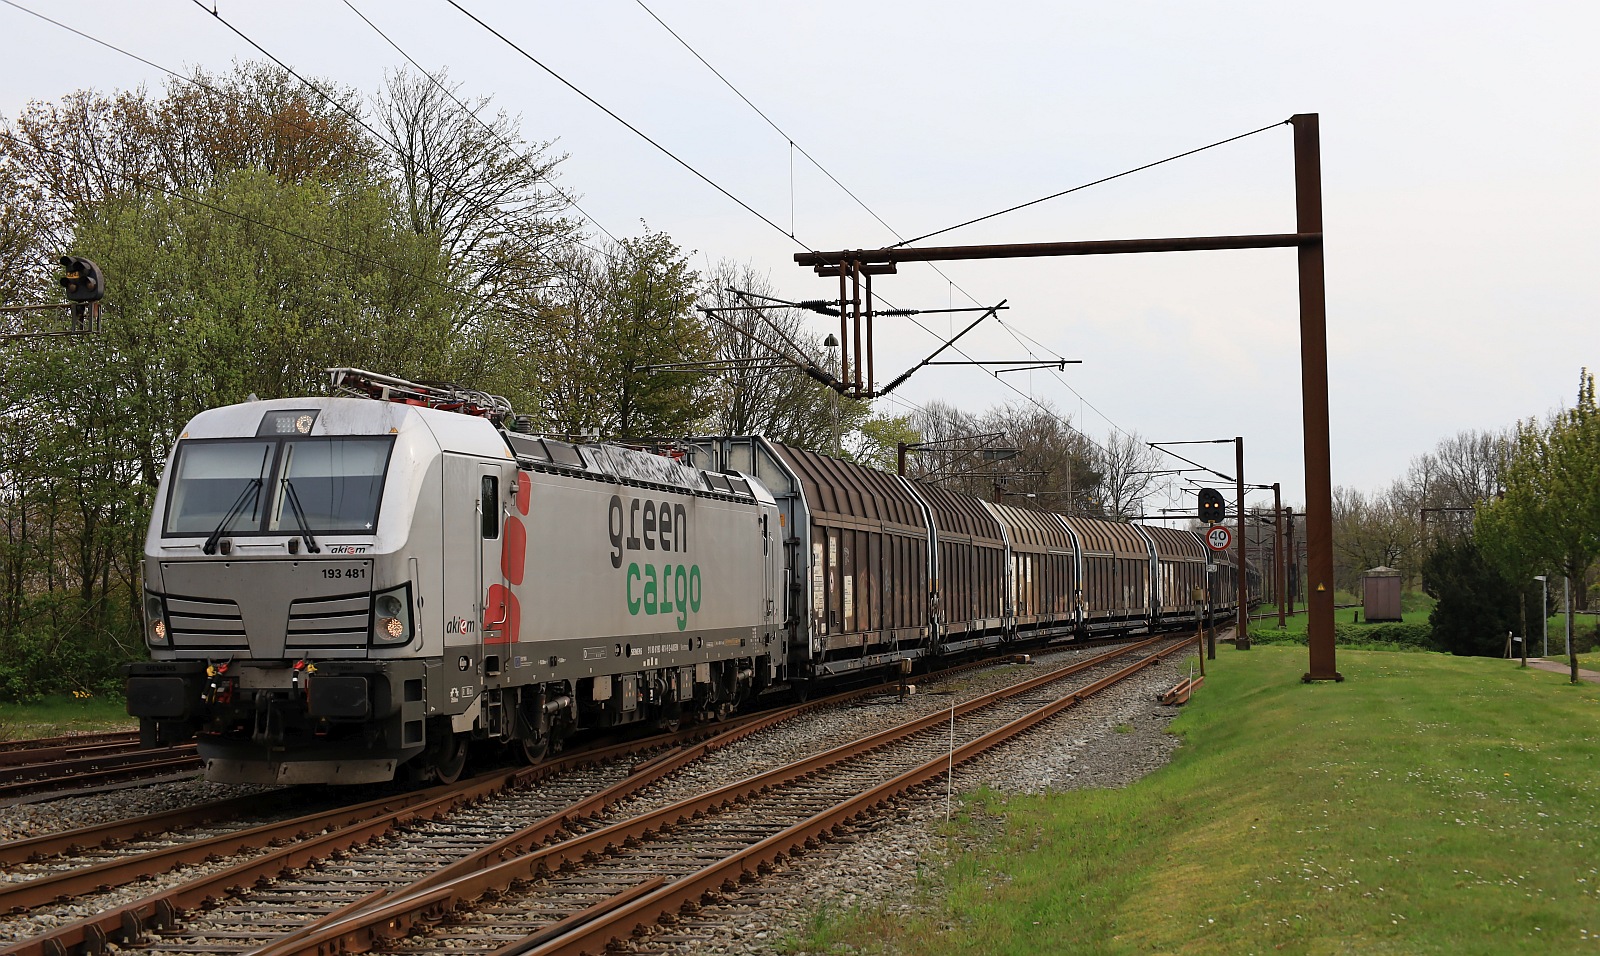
[128,396,504,785]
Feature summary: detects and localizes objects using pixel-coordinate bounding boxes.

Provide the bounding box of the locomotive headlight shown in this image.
[370,585,413,645]
[144,593,170,645]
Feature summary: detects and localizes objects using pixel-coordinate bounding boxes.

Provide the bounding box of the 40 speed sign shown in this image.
[1205,525,1232,551]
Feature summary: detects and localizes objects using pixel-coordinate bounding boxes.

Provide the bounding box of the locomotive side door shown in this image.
[440,456,508,724]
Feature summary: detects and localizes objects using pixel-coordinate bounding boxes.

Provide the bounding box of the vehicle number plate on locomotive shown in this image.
[321,566,367,579]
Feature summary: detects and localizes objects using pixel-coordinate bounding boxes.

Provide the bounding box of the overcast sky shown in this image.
[5,1,1596,520]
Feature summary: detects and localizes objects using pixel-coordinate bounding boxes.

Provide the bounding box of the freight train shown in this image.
[126,369,1253,785]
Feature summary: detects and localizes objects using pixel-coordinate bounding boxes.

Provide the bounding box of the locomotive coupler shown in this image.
[251,692,286,746]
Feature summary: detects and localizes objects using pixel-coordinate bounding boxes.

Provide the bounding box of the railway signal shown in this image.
[0,255,106,339]
[1197,488,1225,524]
[58,256,104,303]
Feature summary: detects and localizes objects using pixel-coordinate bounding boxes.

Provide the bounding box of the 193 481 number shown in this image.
[322,567,366,579]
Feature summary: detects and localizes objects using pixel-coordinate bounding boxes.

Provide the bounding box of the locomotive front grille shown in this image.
[159,558,376,659]
[286,592,373,647]
[166,595,249,649]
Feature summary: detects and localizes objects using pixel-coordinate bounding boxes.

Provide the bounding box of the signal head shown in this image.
[58,255,104,303]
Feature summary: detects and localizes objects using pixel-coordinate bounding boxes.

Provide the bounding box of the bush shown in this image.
[1247,618,1435,651]
[0,611,138,703]
[1334,620,1434,650]
[1422,538,1538,657]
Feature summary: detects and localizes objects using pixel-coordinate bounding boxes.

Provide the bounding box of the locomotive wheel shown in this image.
[428,731,468,784]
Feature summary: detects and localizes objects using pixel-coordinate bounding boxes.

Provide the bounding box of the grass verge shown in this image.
[0,693,134,740]
[805,647,1600,955]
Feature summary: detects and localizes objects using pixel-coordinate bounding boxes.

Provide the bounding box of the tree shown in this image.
[1092,429,1161,520]
[1331,484,1416,592]
[1422,535,1537,657]
[979,401,1102,513]
[846,413,920,472]
[528,230,711,441]
[897,400,983,486]
[1477,370,1600,681]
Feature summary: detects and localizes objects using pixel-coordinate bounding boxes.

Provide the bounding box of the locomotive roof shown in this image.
[506,432,765,501]
[176,396,506,457]
[176,398,765,501]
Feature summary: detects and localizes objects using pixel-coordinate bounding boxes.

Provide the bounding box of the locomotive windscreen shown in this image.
[163,436,394,536]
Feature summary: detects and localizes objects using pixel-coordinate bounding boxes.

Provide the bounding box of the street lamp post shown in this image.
[1534,575,1548,657]
[823,334,840,456]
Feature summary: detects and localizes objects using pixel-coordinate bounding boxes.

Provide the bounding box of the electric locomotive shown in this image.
[127,370,783,784]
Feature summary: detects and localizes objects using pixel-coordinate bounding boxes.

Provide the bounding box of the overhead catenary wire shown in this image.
[11,1,1245,516]
[891,119,1290,248]
[443,0,810,253]
[628,1,1156,464]
[633,0,905,247]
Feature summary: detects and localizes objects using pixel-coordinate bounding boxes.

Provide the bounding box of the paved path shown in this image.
[1519,657,1600,684]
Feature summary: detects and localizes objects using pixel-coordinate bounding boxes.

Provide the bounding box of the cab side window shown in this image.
[481,476,499,539]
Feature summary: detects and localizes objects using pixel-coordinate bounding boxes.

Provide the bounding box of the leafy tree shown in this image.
[528,230,710,441]
[1477,370,1600,680]
[846,413,920,472]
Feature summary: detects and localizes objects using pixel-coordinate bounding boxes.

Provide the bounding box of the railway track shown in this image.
[0,635,1194,955]
[0,732,200,803]
[0,731,140,757]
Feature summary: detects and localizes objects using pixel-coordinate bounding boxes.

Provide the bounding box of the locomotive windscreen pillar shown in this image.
[1293,113,1340,682]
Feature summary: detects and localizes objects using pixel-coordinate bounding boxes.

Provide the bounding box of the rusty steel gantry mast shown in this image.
[794,113,1339,683]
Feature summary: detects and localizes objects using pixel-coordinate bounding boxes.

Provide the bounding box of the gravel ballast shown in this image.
[640,650,1195,955]
[0,640,1201,954]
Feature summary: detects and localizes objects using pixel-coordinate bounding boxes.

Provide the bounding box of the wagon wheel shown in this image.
[517,734,548,765]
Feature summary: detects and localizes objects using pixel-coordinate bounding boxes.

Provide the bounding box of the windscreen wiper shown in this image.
[202,478,262,555]
[279,479,322,553]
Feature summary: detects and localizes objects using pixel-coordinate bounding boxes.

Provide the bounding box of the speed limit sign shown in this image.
[1205,525,1232,551]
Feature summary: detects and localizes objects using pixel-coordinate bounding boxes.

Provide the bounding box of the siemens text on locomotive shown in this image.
[126,369,1253,785]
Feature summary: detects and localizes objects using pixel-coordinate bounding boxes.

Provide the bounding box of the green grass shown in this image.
[801,647,1600,955]
[1536,613,1600,663]
[0,693,134,740]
